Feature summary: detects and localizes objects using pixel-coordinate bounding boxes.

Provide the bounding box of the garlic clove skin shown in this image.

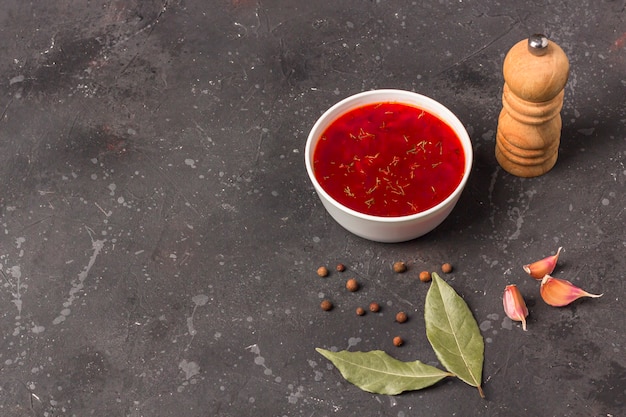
[523,247,562,279]
[540,275,603,307]
[503,284,529,331]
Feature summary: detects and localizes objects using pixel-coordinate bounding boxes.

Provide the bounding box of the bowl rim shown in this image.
[305,89,473,223]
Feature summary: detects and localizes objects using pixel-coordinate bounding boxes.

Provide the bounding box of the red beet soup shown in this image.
[313,102,466,217]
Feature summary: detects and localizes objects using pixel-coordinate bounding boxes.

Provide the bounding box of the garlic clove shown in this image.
[503,284,529,331]
[523,247,562,279]
[540,275,603,307]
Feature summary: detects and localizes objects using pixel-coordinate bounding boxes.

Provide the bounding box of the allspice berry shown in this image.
[320,300,333,311]
[369,302,381,312]
[393,261,407,273]
[336,263,346,272]
[346,278,359,292]
[395,312,408,323]
[317,266,329,277]
[393,336,404,347]
[441,263,453,274]
[419,271,432,282]
[356,307,366,316]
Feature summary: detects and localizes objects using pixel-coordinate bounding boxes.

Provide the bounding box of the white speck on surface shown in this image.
[31,325,45,334]
[601,198,610,206]
[8,265,25,316]
[185,159,196,168]
[108,183,116,196]
[578,127,595,136]
[507,207,524,240]
[9,265,21,279]
[179,359,200,380]
[247,343,275,379]
[186,317,196,336]
[221,203,237,212]
[480,320,492,331]
[481,130,494,141]
[287,385,305,404]
[347,337,362,349]
[186,294,209,339]
[501,317,513,330]
[9,75,24,85]
[192,294,209,306]
[53,233,106,325]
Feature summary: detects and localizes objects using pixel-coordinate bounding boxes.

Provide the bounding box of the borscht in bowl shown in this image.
[305,89,472,243]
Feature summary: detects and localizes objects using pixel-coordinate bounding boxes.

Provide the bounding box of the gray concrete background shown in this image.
[0,1,624,416]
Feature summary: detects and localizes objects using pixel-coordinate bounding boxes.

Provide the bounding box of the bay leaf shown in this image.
[424,272,485,398]
[315,348,452,395]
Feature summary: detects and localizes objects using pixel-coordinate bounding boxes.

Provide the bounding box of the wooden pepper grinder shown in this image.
[495,34,570,177]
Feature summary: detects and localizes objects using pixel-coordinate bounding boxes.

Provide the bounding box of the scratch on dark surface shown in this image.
[255,129,265,164]
[488,337,515,380]
[435,24,518,77]
[20,215,53,232]
[118,0,172,74]
[66,111,80,141]
[131,0,172,39]
[120,54,139,75]
[192,120,215,150]
[0,97,14,121]
[151,0,171,33]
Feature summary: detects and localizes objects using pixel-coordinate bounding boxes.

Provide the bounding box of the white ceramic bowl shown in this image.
[305,89,473,243]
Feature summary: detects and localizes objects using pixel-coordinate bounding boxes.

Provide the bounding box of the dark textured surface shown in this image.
[0,1,624,416]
